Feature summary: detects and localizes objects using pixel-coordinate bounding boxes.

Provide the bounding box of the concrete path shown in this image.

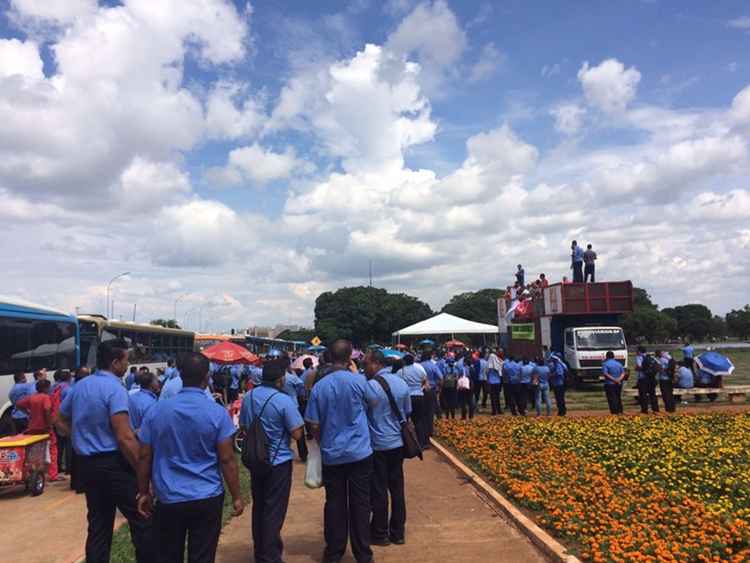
[217,448,543,563]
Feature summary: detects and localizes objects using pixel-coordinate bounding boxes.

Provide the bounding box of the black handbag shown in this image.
[375,375,423,460]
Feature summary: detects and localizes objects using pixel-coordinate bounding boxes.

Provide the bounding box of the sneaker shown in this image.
[390,537,405,545]
[371,538,391,547]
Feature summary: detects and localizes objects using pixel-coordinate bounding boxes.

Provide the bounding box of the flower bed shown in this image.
[436,414,750,562]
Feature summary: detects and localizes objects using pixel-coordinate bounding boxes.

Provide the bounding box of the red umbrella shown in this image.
[202,341,259,365]
[445,339,465,348]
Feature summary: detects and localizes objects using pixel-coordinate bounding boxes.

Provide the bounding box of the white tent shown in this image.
[393,312,499,337]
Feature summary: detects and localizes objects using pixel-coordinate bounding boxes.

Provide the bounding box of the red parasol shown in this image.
[445,339,465,348]
[202,341,259,365]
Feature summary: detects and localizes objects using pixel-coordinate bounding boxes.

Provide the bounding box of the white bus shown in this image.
[0,297,79,436]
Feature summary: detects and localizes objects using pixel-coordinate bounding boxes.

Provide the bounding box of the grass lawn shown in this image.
[107,459,251,563]
[564,348,750,412]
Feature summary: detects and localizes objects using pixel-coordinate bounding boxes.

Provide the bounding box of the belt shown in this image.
[79,450,121,459]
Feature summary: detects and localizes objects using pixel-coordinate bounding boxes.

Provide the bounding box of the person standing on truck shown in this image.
[602,351,625,414]
[571,241,584,283]
[515,264,525,287]
[636,347,659,414]
[583,244,597,283]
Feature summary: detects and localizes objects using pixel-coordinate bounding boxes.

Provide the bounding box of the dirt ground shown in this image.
[216,448,544,563]
[0,475,124,563]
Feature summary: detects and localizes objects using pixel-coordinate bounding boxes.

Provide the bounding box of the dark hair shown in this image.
[13,372,25,383]
[303,358,313,369]
[587,244,592,249]
[330,339,352,364]
[137,370,155,389]
[606,350,615,359]
[33,369,45,380]
[130,366,137,373]
[391,358,404,373]
[420,352,431,362]
[97,338,129,370]
[59,370,72,382]
[262,359,286,382]
[403,353,415,366]
[572,240,577,245]
[368,349,387,366]
[167,359,174,367]
[280,355,292,370]
[637,346,646,354]
[36,379,51,393]
[180,352,210,387]
[53,369,64,382]
[75,367,90,381]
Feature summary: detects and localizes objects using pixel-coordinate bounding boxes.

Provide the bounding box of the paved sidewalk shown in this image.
[217,448,543,563]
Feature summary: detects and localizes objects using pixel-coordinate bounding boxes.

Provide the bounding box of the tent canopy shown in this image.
[393,312,499,336]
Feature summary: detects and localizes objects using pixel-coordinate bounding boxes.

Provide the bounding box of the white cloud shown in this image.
[550,103,587,135]
[578,58,641,114]
[10,0,96,24]
[0,38,44,80]
[730,85,750,126]
[208,143,312,187]
[205,82,265,141]
[112,158,191,212]
[727,16,750,30]
[469,42,504,82]
[541,63,561,78]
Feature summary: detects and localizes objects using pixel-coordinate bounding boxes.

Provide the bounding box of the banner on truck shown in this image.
[510,323,535,341]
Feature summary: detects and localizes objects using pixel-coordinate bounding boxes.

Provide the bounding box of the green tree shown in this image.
[150,318,181,329]
[726,305,750,339]
[441,288,504,325]
[633,287,657,309]
[662,304,713,339]
[621,307,677,343]
[314,286,433,346]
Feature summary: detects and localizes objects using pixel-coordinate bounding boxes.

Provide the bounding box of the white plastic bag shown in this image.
[304,440,323,489]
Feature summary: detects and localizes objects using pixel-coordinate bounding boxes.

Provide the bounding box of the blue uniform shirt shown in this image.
[658,356,671,381]
[477,358,488,382]
[230,365,241,390]
[249,366,263,386]
[282,372,305,407]
[682,345,694,359]
[548,360,566,387]
[520,363,535,384]
[677,366,694,388]
[59,370,130,455]
[240,385,304,466]
[602,359,624,385]
[573,245,584,263]
[160,375,213,401]
[534,364,551,386]
[139,387,235,504]
[420,360,442,390]
[128,389,158,431]
[503,360,521,384]
[9,382,35,420]
[367,369,412,451]
[397,364,426,397]
[305,369,377,466]
[435,359,447,376]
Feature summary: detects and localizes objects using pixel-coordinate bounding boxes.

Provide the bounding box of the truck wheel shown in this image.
[29,471,45,496]
[0,410,14,437]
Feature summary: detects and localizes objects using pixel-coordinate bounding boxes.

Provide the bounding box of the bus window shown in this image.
[29,321,59,371]
[0,317,33,375]
[54,322,77,370]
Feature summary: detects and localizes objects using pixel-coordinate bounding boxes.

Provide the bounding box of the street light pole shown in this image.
[105,271,130,318]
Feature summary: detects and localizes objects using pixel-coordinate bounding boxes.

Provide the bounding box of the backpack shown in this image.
[443,365,457,390]
[241,390,281,471]
[641,355,660,378]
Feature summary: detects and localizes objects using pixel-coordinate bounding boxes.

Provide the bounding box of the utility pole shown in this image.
[132,303,137,322]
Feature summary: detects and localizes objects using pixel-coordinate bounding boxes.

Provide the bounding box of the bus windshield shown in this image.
[574,328,625,351]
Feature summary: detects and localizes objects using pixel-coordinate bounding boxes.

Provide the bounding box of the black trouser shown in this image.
[410,395,428,448]
[80,452,154,563]
[70,451,84,492]
[323,456,373,563]
[370,447,405,543]
[573,262,584,282]
[442,388,457,419]
[297,436,308,462]
[637,377,659,413]
[432,386,442,419]
[227,387,239,404]
[512,383,526,415]
[458,389,474,419]
[659,379,676,413]
[584,264,595,283]
[250,461,293,563]
[423,387,436,437]
[503,381,516,415]
[527,384,537,410]
[473,381,488,408]
[604,384,623,414]
[489,383,502,415]
[155,493,223,563]
[56,431,71,474]
[552,385,567,416]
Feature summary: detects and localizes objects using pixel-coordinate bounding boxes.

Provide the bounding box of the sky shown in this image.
[1,0,750,332]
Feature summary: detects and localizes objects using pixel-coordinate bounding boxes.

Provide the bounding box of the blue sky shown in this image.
[1,0,749,329]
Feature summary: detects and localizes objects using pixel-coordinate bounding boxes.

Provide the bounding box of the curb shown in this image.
[430,438,581,563]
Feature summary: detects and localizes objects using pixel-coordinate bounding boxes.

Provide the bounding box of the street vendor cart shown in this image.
[0,433,49,496]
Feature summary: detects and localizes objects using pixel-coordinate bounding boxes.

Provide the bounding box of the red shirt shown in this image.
[16,393,52,433]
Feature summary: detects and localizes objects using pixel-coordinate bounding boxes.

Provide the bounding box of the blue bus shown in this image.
[0,298,79,436]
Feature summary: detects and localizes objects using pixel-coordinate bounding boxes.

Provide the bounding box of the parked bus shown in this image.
[78,315,194,372]
[244,335,307,356]
[0,297,79,436]
[194,333,248,352]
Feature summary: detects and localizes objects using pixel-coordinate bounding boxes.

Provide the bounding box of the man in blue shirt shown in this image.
[240,359,304,563]
[521,359,536,413]
[533,360,552,416]
[548,354,567,416]
[228,363,242,403]
[124,366,137,390]
[9,372,34,434]
[487,350,503,415]
[137,352,243,563]
[657,351,676,413]
[128,372,159,432]
[281,356,308,462]
[419,353,440,438]
[571,240,584,282]
[503,357,523,415]
[305,340,378,563]
[395,354,428,448]
[163,359,178,382]
[602,351,625,414]
[473,352,489,410]
[56,339,154,563]
[681,341,695,369]
[676,360,694,389]
[366,349,411,546]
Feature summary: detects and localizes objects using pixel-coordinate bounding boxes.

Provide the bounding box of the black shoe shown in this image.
[390,537,405,545]
[371,538,391,547]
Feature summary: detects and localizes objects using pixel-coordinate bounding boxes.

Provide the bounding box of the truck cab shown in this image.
[563,326,628,383]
